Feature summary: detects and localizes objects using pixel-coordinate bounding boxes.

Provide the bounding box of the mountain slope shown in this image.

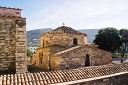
[79,29,99,43]
[27,28,52,46]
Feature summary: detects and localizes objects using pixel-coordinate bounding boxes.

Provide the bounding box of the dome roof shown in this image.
[48,26,86,35]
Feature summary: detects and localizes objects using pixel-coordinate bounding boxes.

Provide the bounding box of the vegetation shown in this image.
[93,27,128,58]
[119,29,128,58]
[27,49,33,57]
[93,27,122,52]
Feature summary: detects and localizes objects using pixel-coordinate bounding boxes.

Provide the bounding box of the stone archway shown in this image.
[85,54,90,67]
[73,38,77,46]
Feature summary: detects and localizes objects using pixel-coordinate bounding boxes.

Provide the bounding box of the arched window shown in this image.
[43,39,44,47]
[42,52,43,57]
[85,54,90,67]
[73,38,77,46]
[35,60,36,64]
[39,53,42,64]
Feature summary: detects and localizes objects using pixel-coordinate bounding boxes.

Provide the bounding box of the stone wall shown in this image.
[0,16,27,73]
[40,33,87,47]
[0,17,16,72]
[32,46,67,70]
[50,45,112,70]
[15,19,27,73]
[32,47,50,70]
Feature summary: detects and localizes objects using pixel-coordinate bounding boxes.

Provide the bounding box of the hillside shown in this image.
[27,28,99,46]
[27,28,52,46]
[79,29,99,43]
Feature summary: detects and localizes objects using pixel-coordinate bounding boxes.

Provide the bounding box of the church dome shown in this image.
[51,26,79,33]
[48,26,86,35]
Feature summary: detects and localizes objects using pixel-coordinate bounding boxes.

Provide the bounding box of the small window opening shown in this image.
[73,38,77,46]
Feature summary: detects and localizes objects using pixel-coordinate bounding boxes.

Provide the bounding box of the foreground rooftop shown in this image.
[0,63,128,85]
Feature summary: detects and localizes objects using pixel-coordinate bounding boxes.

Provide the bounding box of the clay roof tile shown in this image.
[47,26,87,35]
[0,64,128,85]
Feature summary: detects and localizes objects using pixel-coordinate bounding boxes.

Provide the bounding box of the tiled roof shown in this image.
[0,6,22,10]
[54,45,81,55]
[48,26,87,35]
[0,63,128,85]
[53,44,110,56]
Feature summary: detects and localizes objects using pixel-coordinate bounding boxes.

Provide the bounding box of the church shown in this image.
[32,25,112,70]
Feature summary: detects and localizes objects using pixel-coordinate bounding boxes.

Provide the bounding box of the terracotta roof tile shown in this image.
[0,63,128,85]
[0,6,22,10]
[53,44,110,56]
[47,26,87,35]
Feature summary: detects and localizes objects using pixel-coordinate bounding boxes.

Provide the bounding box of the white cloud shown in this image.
[25,0,128,30]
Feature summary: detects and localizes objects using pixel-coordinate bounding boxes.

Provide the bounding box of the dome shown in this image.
[48,26,86,35]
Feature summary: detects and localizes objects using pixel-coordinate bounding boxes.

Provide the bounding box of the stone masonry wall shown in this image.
[0,17,16,72]
[32,47,50,70]
[32,46,67,70]
[15,18,27,73]
[40,33,87,47]
[50,45,112,70]
[0,16,27,73]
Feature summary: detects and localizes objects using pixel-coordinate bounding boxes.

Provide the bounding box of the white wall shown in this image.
[28,47,37,54]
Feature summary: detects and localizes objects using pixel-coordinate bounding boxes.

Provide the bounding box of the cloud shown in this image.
[25,0,128,30]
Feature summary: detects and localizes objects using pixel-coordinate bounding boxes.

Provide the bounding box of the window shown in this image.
[73,38,77,46]
[85,54,90,67]
[43,39,44,47]
[39,53,42,64]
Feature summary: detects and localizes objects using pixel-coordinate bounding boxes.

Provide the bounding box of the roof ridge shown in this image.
[0,6,22,10]
[52,44,111,56]
[53,45,82,55]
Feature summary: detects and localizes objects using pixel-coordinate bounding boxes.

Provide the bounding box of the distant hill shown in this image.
[27,28,52,46]
[27,28,99,46]
[79,29,99,43]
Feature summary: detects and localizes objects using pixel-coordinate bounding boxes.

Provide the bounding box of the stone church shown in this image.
[32,25,112,70]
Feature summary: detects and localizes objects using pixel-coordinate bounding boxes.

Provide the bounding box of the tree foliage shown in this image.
[119,29,128,43]
[93,27,122,52]
[27,48,33,57]
[119,29,128,58]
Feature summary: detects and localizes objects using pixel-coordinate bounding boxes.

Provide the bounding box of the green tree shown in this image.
[119,29,128,58]
[93,27,122,52]
[27,49,33,57]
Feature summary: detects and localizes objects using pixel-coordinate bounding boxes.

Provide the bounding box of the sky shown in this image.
[1,0,128,31]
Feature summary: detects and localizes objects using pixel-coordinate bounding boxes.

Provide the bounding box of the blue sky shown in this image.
[1,0,128,31]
